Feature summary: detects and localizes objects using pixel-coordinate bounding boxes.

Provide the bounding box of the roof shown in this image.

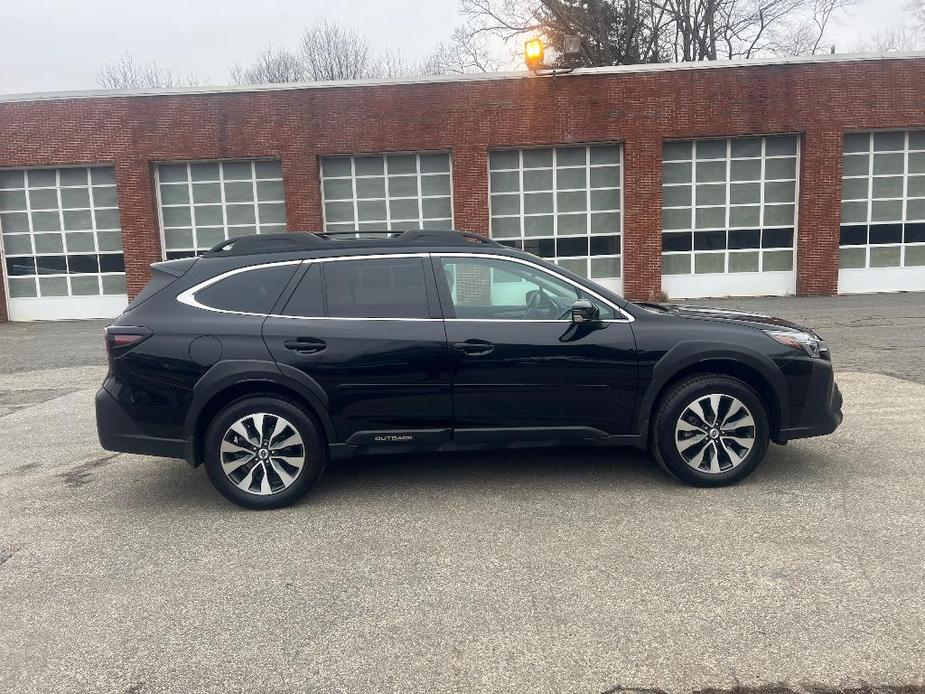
[2,51,924,105]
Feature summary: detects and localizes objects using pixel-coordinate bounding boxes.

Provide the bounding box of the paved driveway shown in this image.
[0,294,923,693]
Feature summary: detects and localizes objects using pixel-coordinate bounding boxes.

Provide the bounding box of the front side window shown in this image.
[439,256,615,320]
[195,264,298,314]
[322,257,430,318]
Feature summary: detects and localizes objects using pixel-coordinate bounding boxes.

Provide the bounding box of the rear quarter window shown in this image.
[195,264,298,314]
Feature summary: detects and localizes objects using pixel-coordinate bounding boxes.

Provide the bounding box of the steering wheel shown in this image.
[524,288,558,319]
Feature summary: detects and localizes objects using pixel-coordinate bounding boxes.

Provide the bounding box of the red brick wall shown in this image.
[1,57,924,319]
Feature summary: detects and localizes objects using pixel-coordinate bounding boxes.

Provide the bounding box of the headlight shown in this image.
[764,330,828,358]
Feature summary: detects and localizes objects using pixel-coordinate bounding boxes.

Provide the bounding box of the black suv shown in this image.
[96,230,842,509]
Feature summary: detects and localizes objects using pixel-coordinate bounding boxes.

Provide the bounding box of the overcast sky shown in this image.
[0,0,915,95]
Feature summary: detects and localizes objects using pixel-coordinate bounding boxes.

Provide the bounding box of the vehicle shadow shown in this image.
[124,439,820,512]
[313,445,672,503]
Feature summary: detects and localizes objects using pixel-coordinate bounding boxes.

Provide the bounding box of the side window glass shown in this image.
[282,263,324,317]
[439,257,614,320]
[195,264,297,314]
[323,257,429,318]
[440,257,572,320]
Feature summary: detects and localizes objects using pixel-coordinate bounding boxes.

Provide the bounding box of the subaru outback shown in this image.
[96,230,843,509]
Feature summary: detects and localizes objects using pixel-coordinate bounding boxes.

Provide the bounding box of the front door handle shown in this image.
[453,339,495,356]
[283,337,327,355]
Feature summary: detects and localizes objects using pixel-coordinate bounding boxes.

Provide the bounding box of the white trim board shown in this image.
[7,294,127,321]
[838,267,925,294]
[662,271,795,299]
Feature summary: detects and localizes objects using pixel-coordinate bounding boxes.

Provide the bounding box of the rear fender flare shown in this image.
[183,359,334,447]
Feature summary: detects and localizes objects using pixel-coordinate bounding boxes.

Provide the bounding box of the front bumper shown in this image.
[775,356,843,442]
[96,386,185,459]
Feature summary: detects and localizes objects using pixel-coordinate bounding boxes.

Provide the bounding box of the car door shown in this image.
[262,254,453,445]
[433,252,638,439]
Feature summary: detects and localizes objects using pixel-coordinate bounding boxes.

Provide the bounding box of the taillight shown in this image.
[105,327,152,357]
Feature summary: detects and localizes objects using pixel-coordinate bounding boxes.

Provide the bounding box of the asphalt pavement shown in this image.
[0,293,923,693]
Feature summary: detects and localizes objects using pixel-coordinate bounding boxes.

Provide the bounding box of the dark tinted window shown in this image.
[324,257,429,318]
[196,264,297,314]
[282,263,324,317]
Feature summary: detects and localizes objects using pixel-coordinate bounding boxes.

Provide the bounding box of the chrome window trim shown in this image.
[434,251,635,323]
[176,259,303,316]
[177,251,634,323]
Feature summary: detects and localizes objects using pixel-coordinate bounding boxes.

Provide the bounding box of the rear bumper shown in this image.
[96,386,185,459]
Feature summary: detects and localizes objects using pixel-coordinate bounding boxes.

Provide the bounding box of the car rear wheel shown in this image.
[204,396,326,509]
[652,374,769,486]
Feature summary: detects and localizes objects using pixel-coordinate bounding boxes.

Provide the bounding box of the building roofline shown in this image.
[2,51,924,105]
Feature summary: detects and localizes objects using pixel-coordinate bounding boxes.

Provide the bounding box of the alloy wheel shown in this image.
[220,412,305,495]
[675,393,756,474]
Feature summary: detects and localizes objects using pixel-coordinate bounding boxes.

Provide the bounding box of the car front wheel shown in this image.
[204,395,326,509]
[652,374,769,486]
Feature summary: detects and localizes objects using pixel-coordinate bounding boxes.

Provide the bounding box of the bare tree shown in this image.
[230,45,305,85]
[853,26,922,53]
[97,52,204,89]
[457,0,669,66]
[908,0,925,26]
[453,0,862,67]
[299,19,377,81]
[373,48,415,79]
[420,30,505,74]
[849,0,924,54]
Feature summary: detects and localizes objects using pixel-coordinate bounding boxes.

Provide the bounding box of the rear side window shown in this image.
[323,257,429,318]
[195,264,297,314]
[282,263,324,317]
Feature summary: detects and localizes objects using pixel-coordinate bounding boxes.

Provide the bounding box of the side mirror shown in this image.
[570,299,599,323]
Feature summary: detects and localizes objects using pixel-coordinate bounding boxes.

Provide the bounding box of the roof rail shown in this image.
[205,233,325,256]
[204,229,500,256]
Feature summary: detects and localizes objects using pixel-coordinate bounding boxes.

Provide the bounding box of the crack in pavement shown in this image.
[56,453,122,488]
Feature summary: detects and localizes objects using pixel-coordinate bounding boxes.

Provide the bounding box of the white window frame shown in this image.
[487,144,623,293]
[660,135,800,298]
[319,151,454,234]
[154,158,286,259]
[0,164,128,319]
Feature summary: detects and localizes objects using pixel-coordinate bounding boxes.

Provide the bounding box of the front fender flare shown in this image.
[634,341,789,436]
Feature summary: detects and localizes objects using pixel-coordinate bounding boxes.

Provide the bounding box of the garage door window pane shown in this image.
[488,145,622,282]
[840,131,925,269]
[662,136,799,276]
[320,153,452,233]
[0,166,125,298]
[156,159,286,255]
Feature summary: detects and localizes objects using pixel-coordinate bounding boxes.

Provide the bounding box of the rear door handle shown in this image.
[452,339,494,356]
[283,337,327,355]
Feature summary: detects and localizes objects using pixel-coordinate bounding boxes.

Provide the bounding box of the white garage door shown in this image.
[0,166,127,321]
[156,159,287,259]
[838,131,925,293]
[661,136,799,299]
[320,151,454,234]
[487,145,623,295]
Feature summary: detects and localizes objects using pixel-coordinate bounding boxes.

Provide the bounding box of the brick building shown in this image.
[0,52,923,322]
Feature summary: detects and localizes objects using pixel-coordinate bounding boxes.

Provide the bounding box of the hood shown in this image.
[639,303,819,337]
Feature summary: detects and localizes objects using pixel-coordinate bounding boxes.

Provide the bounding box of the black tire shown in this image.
[203,395,327,509]
[652,374,769,487]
